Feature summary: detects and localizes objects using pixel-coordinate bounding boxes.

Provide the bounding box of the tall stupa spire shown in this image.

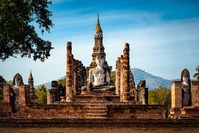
[95,13,102,37]
[89,14,111,71]
[97,13,99,24]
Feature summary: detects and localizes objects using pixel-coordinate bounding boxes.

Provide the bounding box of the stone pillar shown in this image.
[47,89,52,105]
[3,84,10,103]
[51,81,59,103]
[137,80,148,105]
[66,42,73,102]
[121,43,130,102]
[170,81,182,115]
[72,58,78,96]
[115,57,121,95]
[191,81,199,106]
[120,55,123,101]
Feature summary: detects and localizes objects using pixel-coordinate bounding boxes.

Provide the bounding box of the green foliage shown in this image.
[0,75,6,84]
[0,75,6,101]
[0,0,54,61]
[193,66,199,80]
[35,84,47,105]
[110,71,116,85]
[148,86,171,110]
[58,78,66,87]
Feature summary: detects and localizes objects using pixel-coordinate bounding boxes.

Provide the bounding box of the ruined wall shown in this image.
[5,103,166,119]
[0,102,11,117]
[65,42,86,102]
[11,105,84,119]
[108,105,166,119]
[191,81,199,106]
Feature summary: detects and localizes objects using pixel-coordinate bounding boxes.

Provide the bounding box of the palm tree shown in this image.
[193,66,199,80]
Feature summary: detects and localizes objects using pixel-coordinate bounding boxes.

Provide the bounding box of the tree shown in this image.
[35,84,47,104]
[193,66,199,80]
[110,71,115,85]
[0,75,6,85]
[148,86,171,110]
[58,78,66,88]
[0,75,6,101]
[0,0,54,61]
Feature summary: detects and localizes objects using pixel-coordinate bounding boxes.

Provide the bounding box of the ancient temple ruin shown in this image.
[1,15,188,119]
[1,72,37,114]
[170,69,199,119]
[47,15,147,104]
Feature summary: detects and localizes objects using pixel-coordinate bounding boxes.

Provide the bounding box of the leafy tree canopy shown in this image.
[193,66,199,80]
[0,75,6,101]
[0,0,53,61]
[58,78,66,87]
[35,84,47,104]
[148,86,171,110]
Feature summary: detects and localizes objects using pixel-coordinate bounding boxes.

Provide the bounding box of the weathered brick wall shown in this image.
[0,102,11,117]
[191,81,199,106]
[107,104,166,119]
[10,104,84,119]
[7,103,166,119]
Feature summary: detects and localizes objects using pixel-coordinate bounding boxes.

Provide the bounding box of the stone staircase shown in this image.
[83,104,108,119]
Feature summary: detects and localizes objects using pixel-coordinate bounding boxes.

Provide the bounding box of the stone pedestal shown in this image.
[77,91,119,102]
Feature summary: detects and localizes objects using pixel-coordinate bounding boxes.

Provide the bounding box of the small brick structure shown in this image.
[170,69,199,119]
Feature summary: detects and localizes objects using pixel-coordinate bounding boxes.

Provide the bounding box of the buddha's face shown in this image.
[183,77,188,82]
[182,76,190,86]
[96,57,104,67]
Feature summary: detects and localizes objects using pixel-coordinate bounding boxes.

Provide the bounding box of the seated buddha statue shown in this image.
[86,56,114,92]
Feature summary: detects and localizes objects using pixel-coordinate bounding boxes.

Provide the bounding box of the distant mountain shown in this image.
[38,76,65,89]
[131,68,171,90]
[39,68,172,90]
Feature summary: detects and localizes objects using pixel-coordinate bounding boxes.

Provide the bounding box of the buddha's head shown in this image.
[96,56,104,67]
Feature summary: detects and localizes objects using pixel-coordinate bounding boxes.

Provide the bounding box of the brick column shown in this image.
[66,42,73,102]
[115,57,121,95]
[122,43,130,102]
[120,55,123,101]
[170,81,182,116]
[47,89,52,104]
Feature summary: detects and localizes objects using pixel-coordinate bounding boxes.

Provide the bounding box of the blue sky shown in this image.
[0,0,199,85]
